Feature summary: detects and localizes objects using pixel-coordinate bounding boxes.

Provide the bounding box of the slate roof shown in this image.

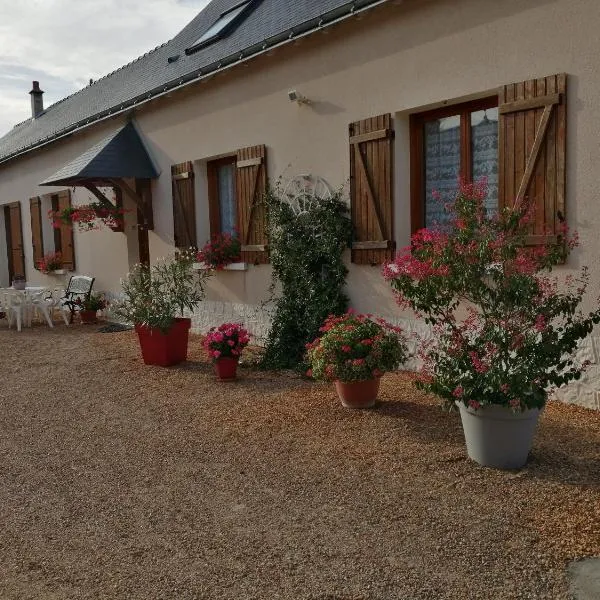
[39,122,159,186]
[0,0,390,166]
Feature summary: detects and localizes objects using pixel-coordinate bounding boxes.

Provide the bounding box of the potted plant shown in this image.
[115,251,211,366]
[204,323,250,380]
[37,251,64,275]
[196,232,242,270]
[77,293,107,324]
[48,202,128,231]
[383,179,600,469]
[12,274,26,290]
[306,311,408,408]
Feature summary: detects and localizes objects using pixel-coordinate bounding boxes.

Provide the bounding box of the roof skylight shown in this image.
[186,1,253,54]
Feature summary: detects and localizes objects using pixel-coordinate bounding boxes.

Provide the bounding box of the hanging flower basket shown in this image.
[49,201,128,231]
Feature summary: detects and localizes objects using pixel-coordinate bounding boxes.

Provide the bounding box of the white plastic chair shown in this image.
[28,289,55,328]
[47,287,70,326]
[2,290,27,332]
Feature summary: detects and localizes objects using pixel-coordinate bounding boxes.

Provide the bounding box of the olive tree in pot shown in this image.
[116,252,211,366]
[383,180,600,469]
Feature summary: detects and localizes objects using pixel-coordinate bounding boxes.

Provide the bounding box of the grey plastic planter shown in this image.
[457,403,542,469]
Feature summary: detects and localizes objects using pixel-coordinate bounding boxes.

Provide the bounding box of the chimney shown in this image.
[29,81,44,118]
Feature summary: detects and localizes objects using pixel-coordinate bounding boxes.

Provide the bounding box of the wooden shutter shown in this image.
[57,189,75,270]
[236,144,268,264]
[349,113,395,264]
[171,161,197,249]
[6,202,25,278]
[499,73,566,244]
[30,196,44,268]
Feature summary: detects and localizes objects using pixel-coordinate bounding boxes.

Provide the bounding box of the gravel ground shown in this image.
[0,322,598,600]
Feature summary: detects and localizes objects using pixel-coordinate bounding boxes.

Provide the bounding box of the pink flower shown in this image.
[212,350,221,358]
[361,339,373,346]
[227,340,235,346]
[341,345,352,353]
[306,369,313,378]
[352,358,366,367]
[452,385,464,398]
[468,400,481,410]
[212,332,224,343]
[534,314,547,332]
[509,399,520,409]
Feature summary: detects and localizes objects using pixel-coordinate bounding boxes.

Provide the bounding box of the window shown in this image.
[31,190,76,270]
[185,1,252,54]
[410,97,498,231]
[207,156,237,236]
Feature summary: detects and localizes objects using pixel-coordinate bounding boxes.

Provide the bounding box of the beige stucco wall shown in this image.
[2,0,600,405]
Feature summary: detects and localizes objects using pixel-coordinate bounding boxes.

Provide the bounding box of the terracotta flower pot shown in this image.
[135,318,191,367]
[79,310,98,324]
[335,378,381,409]
[214,357,238,380]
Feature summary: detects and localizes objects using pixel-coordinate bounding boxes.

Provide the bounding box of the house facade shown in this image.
[1,0,600,408]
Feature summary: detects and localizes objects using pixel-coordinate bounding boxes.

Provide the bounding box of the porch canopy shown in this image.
[39,121,158,229]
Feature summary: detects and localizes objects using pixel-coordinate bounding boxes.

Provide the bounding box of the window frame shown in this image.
[207,154,238,236]
[185,0,254,55]
[409,96,498,232]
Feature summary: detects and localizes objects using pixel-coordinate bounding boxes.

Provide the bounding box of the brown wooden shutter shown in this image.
[29,196,44,268]
[236,144,268,264]
[171,161,197,249]
[6,202,25,278]
[499,73,566,244]
[349,113,395,265]
[57,189,75,270]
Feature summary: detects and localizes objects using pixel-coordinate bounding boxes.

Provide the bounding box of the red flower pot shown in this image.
[135,318,191,367]
[214,357,238,380]
[334,378,381,409]
[79,310,98,324]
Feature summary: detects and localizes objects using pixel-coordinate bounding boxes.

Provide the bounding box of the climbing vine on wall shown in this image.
[261,180,352,370]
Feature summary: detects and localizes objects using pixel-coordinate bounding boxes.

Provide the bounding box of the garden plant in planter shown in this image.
[37,251,63,274]
[306,312,408,408]
[77,293,108,324]
[116,252,211,366]
[204,323,250,380]
[196,232,242,270]
[383,180,600,469]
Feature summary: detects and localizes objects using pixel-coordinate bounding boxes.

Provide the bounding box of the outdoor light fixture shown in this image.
[288,90,312,105]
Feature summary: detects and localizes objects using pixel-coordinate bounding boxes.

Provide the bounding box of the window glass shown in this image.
[218,163,236,235]
[191,1,250,47]
[471,107,499,216]
[424,115,461,228]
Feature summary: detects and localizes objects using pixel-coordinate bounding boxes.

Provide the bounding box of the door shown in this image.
[4,202,25,281]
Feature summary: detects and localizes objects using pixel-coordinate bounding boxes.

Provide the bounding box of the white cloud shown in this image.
[0,0,210,136]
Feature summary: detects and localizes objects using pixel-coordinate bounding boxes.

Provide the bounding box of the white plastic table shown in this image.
[8,287,51,328]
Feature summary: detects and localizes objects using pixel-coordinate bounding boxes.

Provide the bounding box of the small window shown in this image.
[186,1,252,54]
[207,156,237,235]
[410,97,498,231]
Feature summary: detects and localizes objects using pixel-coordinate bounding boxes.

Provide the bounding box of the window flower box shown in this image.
[192,262,248,272]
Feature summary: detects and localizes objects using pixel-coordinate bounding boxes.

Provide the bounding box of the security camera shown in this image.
[288,89,311,105]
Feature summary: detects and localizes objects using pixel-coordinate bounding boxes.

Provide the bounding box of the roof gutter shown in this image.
[0,0,394,167]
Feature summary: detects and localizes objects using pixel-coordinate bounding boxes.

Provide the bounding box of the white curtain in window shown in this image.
[424,116,461,228]
[218,164,236,235]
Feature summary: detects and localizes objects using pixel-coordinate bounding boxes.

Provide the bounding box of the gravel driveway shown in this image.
[0,323,598,599]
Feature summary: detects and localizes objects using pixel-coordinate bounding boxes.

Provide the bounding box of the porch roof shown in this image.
[39,122,159,187]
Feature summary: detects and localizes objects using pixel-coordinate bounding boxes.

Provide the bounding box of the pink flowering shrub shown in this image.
[383,179,600,411]
[197,232,241,270]
[306,311,408,383]
[204,323,250,361]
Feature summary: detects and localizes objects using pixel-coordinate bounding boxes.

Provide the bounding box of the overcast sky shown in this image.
[0,0,210,137]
